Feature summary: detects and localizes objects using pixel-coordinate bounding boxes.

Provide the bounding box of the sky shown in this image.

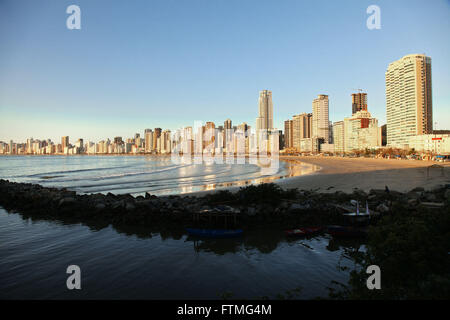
[1,0,449,143]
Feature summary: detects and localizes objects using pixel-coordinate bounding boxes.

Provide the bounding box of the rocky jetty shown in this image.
[0,179,449,230]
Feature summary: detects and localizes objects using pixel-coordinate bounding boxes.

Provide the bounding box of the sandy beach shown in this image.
[277,156,450,193]
[182,156,450,197]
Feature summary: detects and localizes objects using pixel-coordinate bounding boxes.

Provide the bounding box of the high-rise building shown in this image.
[224,119,232,130]
[61,136,69,152]
[256,90,273,131]
[332,121,345,153]
[312,95,330,143]
[153,128,162,152]
[343,111,381,152]
[203,122,216,152]
[351,92,368,115]
[386,54,433,147]
[144,129,153,153]
[292,113,312,151]
[284,120,294,149]
[160,130,171,154]
[75,138,84,153]
[223,119,233,150]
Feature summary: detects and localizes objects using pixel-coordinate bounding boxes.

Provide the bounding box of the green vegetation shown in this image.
[330,202,450,299]
[205,183,298,206]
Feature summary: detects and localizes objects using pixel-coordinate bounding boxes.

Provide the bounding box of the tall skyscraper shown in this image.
[61,136,69,151]
[256,90,273,131]
[153,128,162,152]
[284,120,293,148]
[312,95,330,143]
[351,92,368,115]
[224,119,232,130]
[386,54,433,147]
[223,119,232,149]
[292,113,312,151]
[144,129,153,153]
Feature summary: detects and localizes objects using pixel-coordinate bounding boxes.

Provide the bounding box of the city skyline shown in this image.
[1,1,450,142]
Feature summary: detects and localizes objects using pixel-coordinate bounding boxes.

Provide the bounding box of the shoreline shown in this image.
[184,155,450,198]
[275,155,450,193]
[2,155,449,198]
[1,176,449,232]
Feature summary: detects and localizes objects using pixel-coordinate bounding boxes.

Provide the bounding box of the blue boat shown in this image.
[186,228,243,238]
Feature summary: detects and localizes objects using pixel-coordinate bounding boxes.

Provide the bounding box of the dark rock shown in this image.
[406,192,421,200]
[125,202,136,211]
[246,207,256,216]
[424,193,437,202]
[376,203,389,213]
[369,189,385,196]
[58,197,76,207]
[95,203,106,210]
[353,189,367,197]
[445,189,450,200]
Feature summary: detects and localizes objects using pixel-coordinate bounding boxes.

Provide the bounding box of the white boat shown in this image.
[342,201,371,222]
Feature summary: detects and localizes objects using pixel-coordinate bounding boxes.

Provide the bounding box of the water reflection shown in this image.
[1,208,363,300]
[12,210,363,256]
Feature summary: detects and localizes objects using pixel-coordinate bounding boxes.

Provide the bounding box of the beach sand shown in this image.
[183,156,450,197]
[277,156,450,193]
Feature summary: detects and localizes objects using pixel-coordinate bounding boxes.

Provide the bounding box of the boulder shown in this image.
[289,203,310,212]
[424,193,437,202]
[445,189,450,200]
[246,207,256,216]
[58,197,76,207]
[353,189,367,197]
[95,203,106,210]
[406,192,421,200]
[125,202,136,211]
[376,203,390,213]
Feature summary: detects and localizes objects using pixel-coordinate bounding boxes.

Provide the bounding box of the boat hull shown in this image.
[285,227,323,237]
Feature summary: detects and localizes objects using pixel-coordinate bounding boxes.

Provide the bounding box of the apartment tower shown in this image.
[385,54,432,147]
[256,90,273,131]
[312,95,330,143]
[351,92,368,115]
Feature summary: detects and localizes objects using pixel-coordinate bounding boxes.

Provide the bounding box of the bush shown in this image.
[333,204,450,299]
[236,183,297,205]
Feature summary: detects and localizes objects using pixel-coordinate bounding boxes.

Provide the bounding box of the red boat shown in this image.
[285,227,323,237]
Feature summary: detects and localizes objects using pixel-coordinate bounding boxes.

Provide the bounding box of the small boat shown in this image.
[186,228,243,238]
[327,225,368,238]
[285,227,323,237]
[342,201,371,223]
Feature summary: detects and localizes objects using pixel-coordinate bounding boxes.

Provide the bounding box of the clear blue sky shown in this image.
[1,0,449,142]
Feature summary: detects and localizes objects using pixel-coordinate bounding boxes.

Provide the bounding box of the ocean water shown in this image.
[0,155,318,196]
[0,208,362,300]
[0,155,358,300]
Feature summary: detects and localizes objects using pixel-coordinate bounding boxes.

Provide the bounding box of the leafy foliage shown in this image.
[332,203,450,299]
[236,183,298,206]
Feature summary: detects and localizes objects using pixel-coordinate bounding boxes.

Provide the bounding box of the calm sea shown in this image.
[0,155,360,299]
[0,208,363,299]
